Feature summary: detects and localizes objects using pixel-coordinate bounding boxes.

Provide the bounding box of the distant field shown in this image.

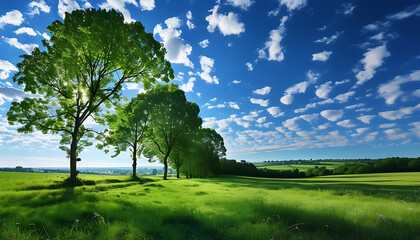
[0,171,419,239]
[255,161,345,172]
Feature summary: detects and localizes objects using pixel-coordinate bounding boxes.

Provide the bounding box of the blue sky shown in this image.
[0,0,420,167]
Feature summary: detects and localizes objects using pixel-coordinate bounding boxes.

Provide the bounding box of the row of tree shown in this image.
[97,83,226,180]
[6,9,225,183]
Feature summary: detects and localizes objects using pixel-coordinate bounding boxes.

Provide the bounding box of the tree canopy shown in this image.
[142,83,202,180]
[7,8,173,183]
[98,95,151,179]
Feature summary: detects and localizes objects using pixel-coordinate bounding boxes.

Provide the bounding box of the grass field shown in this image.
[255,161,345,172]
[0,171,419,239]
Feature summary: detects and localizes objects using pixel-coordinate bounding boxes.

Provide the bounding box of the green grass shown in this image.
[0,171,419,239]
[256,162,344,172]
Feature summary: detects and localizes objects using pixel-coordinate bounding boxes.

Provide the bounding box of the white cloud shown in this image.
[357,115,375,124]
[210,98,217,102]
[279,0,307,11]
[346,103,364,109]
[232,80,241,84]
[14,27,37,36]
[379,123,396,129]
[384,128,410,140]
[387,4,420,20]
[337,119,355,128]
[410,122,420,138]
[186,10,193,20]
[296,131,314,137]
[335,91,355,103]
[42,32,51,40]
[140,0,155,11]
[180,77,196,93]
[242,111,259,121]
[378,70,420,104]
[312,50,332,61]
[355,44,390,86]
[28,0,50,15]
[315,81,333,99]
[198,56,218,84]
[99,0,138,22]
[337,3,356,15]
[317,123,330,130]
[317,25,327,31]
[320,109,344,122]
[300,113,318,122]
[283,117,301,131]
[250,98,269,107]
[153,21,193,68]
[335,79,350,85]
[0,87,25,105]
[246,62,253,71]
[256,117,266,124]
[165,17,182,29]
[0,10,24,28]
[294,98,334,114]
[266,106,284,117]
[379,104,420,120]
[199,39,210,48]
[187,17,196,30]
[228,102,240,109]
[259,16,288,62]
[281,70,319,105]
[306,70,321,82]
[314,31,343,44]
[58,0,81,20]
[413,89,420,98]
[227,0,254,10]
[206,5,245,36]
[280,95,293,105]
[0,60,18,80]
[253,86,271,95]
[2,37,38,54]
[351,127,368,137]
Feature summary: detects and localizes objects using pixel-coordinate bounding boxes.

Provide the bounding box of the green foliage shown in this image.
[142,84,202,179]
[97,95,151,178]
[180,128,226,178]
[333,157,420,175]
[7,8,173,180]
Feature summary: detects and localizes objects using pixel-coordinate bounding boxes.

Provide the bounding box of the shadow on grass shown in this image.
[22,176,154,191]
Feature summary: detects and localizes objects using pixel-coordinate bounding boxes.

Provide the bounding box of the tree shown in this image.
[142,84,202,180]
[97,95,150,179]
[7,9,173,183]
[180,128,226,178]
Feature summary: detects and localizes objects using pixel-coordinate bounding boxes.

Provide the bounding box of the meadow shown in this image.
[255,161,344,172]
[0,171,419,239]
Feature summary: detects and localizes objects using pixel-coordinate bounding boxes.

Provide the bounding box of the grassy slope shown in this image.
[0,172,419,239]
[255,161,345,172]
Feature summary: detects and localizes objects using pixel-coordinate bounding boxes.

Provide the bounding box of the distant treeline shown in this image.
[328,157,420,175]
[221,157,420,178]
[220,159,305,178]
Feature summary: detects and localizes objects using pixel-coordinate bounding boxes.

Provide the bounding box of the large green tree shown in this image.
[7,9,173,183]
[97,95,150,179]
[142,84,202,180]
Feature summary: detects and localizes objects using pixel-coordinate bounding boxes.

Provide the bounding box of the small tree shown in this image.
[7,9,173,183]
[98,95,150,179]
[142,84,202,180]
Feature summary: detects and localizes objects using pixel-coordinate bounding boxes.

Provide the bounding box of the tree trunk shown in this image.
[69,133,79,183]
[176,166,180,178]
[132,145,137,179]
[163,154,169,180]
[132,156,137,179]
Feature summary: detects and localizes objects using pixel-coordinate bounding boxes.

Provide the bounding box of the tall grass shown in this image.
[0,172,419,239]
